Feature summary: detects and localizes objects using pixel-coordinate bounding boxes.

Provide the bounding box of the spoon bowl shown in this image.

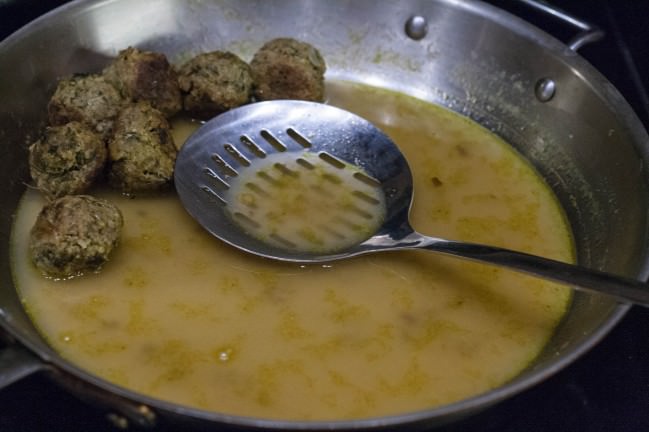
[175,100,649,306]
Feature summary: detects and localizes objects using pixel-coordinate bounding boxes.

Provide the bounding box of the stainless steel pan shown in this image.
[1,0,648,429]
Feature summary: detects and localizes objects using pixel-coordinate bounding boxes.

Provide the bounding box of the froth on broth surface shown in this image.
[12,81,573,420]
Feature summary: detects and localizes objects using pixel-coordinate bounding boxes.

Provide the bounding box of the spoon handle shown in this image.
[400,233,649,307]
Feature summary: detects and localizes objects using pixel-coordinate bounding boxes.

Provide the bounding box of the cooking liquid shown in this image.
[12,81,573,420]
[225,151,386,253]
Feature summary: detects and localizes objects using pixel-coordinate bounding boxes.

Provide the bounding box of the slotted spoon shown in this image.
[174,100,649,307]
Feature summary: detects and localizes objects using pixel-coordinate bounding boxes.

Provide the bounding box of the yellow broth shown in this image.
[225,150,387,253]
[11,81,573,420]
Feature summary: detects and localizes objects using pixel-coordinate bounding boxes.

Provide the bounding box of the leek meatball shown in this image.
[28,122,106,199]
[250,38,326,102]
[103,47,182,118]
[48,74,125,140]
[177,51,253,119]
[108,102,176,193]
[29,195,123,278]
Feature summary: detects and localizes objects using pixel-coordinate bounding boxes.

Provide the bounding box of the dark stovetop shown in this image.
[1,1,648,431]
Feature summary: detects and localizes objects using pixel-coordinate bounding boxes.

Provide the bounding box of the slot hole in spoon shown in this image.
[200,186,227,206]
[211,154,239,177]
[273,163,299,177]
[203,168,230,190]
[318,152,346,169]
[353,171,381,188]
[232,212,261,229]
[260,130,288,152]
[240,135,267,158]
[245,182,271,197]
[286,128,312,148]
[224,144,251,167]
[352,190,381,205]
[296,158,315,170]
[269,233,297,249]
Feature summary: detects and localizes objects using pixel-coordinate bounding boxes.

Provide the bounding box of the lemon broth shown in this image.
[226,150,387,253]
[11,81,573,420]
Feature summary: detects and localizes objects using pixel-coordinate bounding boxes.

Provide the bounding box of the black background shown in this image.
[1,1,648,431]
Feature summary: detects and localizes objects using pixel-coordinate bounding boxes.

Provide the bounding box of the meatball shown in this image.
[48,74,125,140]
[250,38,326,102]
[177,51,253,119]
[28,122,106,199]
[29,195,123,278]
[103,47,182,118]
[108,102,176,193]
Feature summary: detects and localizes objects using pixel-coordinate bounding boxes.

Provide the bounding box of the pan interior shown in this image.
[12,80,574,420]
[1,0,647,427]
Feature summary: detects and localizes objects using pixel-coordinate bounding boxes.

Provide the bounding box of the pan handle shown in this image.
[514,0,604,51]
[0,343,49,389]
[0,341,157,428]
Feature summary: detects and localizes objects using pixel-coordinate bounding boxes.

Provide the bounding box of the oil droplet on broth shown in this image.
[225,151,386,253]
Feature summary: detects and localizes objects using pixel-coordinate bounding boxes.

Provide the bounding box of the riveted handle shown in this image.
[0,340,157,429]
[515,0,604,51]
[0,343,48,389]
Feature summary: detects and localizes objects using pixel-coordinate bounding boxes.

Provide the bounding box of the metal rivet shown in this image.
[535,78,556,102]
[135,404,156,426]
[405,15,428,40]
[106,413,129,429]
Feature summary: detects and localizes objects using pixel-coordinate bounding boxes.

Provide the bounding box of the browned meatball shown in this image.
[103,47,182,118]
[108,102,176,193]
[250,38,326,102]
[29,195,123,279]
[28,122,106,199]
[177,51,253,119]
[48,74,125,140]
